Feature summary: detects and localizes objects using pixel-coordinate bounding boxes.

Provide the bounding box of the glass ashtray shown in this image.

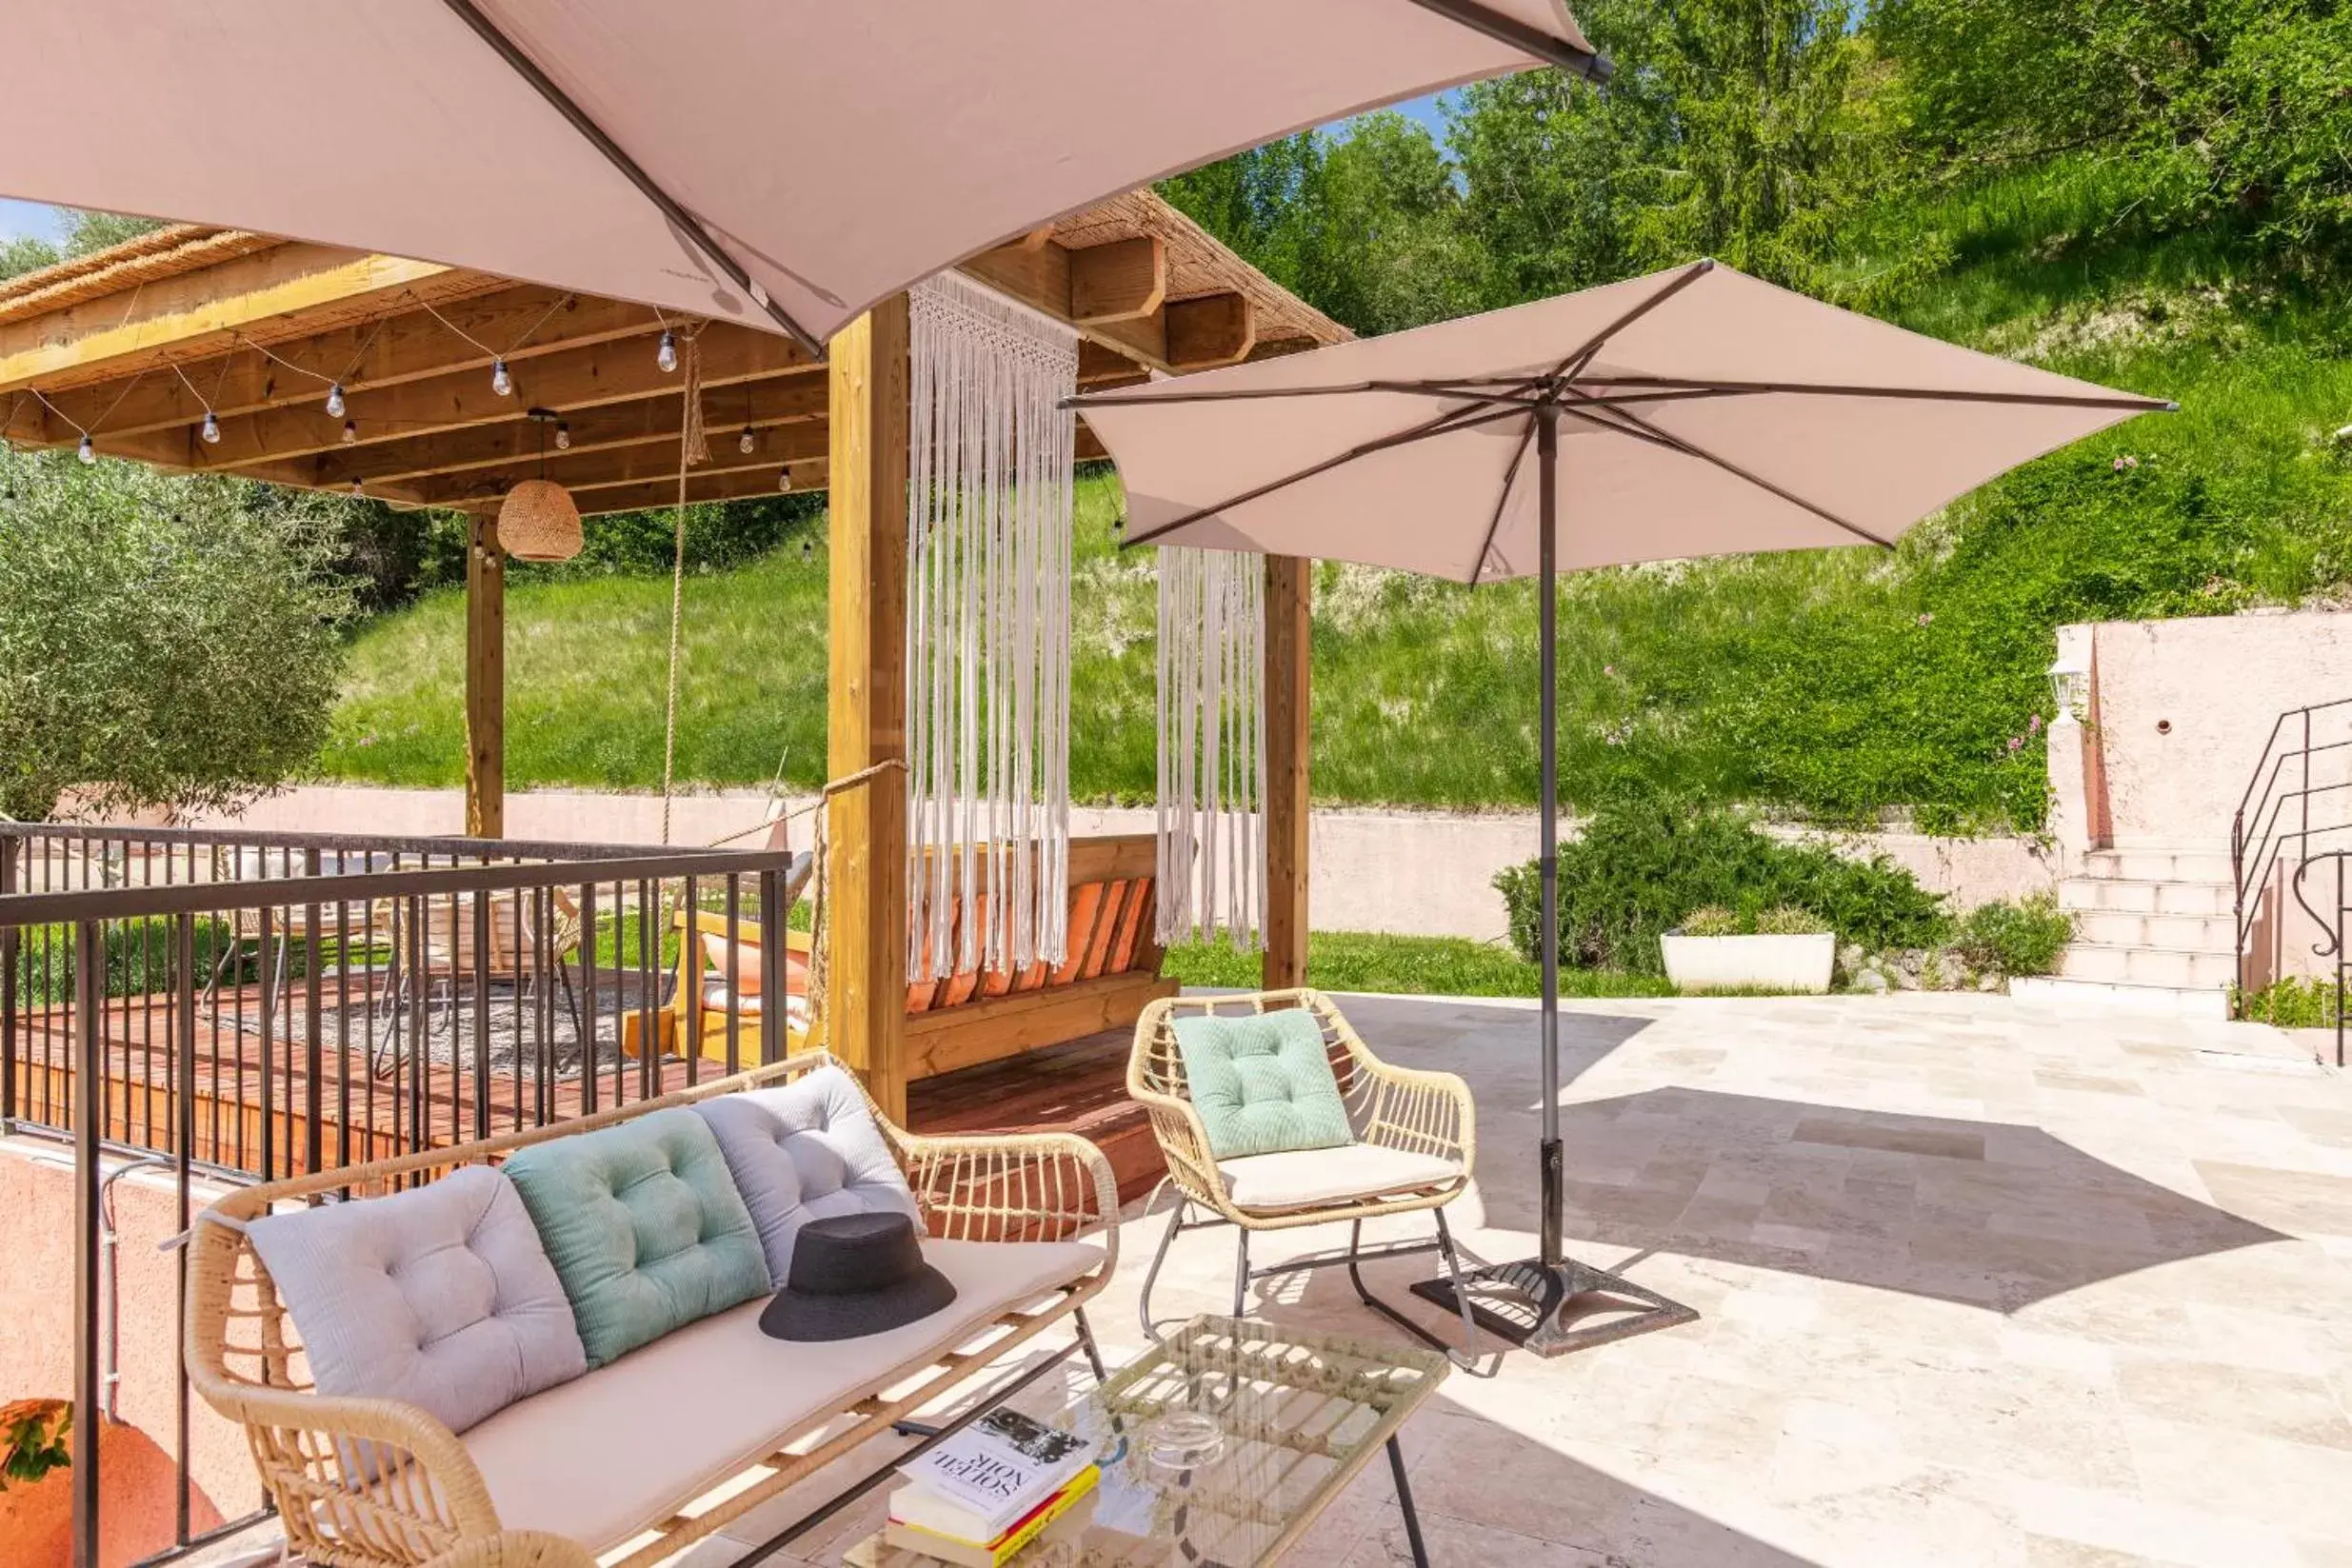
[1139,1411,1226,1477]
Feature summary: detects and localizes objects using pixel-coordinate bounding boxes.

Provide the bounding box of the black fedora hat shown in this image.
[759,1211,957,1342]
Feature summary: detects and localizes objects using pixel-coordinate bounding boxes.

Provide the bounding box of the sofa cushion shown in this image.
[692,1066,920,1287]
[462,1237,1106,1551]
[242,1165,585,1435]
[1171,1008,1354,1161]
[1217,1143,1462,1212]
[502,1107,769,1367]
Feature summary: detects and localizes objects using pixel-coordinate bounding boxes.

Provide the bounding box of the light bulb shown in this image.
[777,467,793,492]
[490,358,513,397]
[800,537,813,560]
[738,427,755,455]
[200,410,222,445]
[656,330,678,374]
[554,422,571,451]
[342,420,358,445]
[350,479,365,497]
[325,383,347,418]
[77,433,95,464]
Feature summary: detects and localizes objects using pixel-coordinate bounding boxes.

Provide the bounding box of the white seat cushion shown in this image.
[692,1066,922,1287]
[1217,1144,1462,1212]
[699,982,810,1024]
[462,1236,1106,1551]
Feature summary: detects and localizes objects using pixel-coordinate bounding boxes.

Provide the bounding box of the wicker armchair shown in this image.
[186,1051,1117,1568]
[1127,989,1482,1363]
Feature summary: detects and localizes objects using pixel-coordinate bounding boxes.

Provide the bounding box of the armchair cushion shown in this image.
[1171,1008,1353,1160]
[241,1164,586,1435]
[1217,1144,1462,1211]
[693,1065,921,1287]
[503,1107,770,1366]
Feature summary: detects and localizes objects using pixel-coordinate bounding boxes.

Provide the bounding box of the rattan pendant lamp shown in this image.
[497,408,583,563]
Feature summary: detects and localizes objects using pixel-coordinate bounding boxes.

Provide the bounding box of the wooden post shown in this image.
[826,296,911,1122]
[1264,555,1312,990]
[464,506,506,838]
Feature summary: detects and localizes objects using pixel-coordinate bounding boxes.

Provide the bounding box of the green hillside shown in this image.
[323,1,2352,832]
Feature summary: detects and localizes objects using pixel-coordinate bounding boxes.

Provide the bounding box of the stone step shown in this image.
[2008,976,2232,1019]
[2057,943,2238,990]
[2069,909,2239,955]
[2080,846,2235,885]
[2059,877,2234,918]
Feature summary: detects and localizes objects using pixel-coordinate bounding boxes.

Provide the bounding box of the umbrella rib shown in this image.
[1465,414,1539,583]
[434,0,826,356]
[1540,260,1718,388]
[1121,401,1530,548]
[1564,391,1900,549]
[1070,376,1544,411]
[1573,375,2174,412]
[1403,0,1614,80]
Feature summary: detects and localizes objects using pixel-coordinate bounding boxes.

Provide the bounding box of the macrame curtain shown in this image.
[1156,547,1266,949]
[906,272,1078,981]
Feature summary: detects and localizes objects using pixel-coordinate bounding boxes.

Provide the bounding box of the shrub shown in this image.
[1755,903,1832,935]
[1679,905,1743,937]
[1951,894,2075,977]
[1496,797,1947,975]
[2235,977,2339,1028]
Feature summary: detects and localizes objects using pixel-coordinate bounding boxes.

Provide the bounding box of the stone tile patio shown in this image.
[190,990,2352,1568]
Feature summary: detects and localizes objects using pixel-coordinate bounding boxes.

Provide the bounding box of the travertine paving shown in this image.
[677,993,2352,1566]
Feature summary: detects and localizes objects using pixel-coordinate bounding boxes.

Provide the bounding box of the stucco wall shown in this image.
[2085,610,2352,850]
[176,786,2053,943]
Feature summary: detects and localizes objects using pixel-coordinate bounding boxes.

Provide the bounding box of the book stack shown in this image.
[887,1410,1100,1568]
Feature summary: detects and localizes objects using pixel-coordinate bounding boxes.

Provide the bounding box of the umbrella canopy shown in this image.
[1079,259,2170,578]
[1073,259,2170,1358]
[0,0,1601,353]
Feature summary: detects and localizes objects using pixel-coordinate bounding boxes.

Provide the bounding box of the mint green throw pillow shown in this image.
[1171,1009,1355,1161]
[503,1106,769,1367]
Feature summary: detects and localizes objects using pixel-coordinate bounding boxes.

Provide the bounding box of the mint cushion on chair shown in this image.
[1171,1007,1355,1161]
[503,1106,770,1366]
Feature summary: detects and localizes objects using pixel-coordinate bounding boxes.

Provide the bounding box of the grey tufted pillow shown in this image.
[242,1165,587,1435]
[693,1065,921,1287]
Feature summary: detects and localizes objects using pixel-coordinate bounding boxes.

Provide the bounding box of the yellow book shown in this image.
[887,1467,1098,1568]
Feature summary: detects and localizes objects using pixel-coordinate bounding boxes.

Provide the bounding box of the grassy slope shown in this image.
[325,160,2352,822]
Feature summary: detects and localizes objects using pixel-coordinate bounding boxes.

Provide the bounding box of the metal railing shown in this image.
[2231,698,2352,998]
[2288,851,2352,1070]
[0,823,804,1567]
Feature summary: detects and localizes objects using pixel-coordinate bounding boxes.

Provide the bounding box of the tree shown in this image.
[0,448,355,822]
[0,206,165,283]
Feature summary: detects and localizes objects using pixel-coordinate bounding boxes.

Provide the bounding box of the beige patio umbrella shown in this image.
[1073,258,2172,1355]
[0,1,1603,353]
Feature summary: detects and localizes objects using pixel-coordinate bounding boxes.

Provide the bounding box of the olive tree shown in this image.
[0,447,355,822]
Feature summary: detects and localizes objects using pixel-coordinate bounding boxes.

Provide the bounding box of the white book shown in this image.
[895,1410,1094,1543]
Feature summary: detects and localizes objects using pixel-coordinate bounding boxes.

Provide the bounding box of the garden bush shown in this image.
[1951,894,2075,977]
[1495,798,1948,975]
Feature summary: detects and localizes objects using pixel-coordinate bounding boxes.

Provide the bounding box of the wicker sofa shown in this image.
[186,1052,1117,1568]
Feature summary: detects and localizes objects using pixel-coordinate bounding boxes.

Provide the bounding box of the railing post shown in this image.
[2232,805,2247,1002]
[2,833,18,1129]
[759,866,786,1066]
[71,918,104,1568]
[304,847,323,1178]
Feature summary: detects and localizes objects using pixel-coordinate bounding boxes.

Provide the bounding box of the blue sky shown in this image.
[0,96,1454,248]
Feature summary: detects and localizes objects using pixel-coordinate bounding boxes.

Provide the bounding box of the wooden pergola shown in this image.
[0,191,1343,1117]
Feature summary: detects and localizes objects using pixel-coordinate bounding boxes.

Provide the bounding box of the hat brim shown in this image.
[757,1265,959,1342]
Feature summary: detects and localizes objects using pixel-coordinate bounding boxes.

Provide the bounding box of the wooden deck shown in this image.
[8,982,1159,1202]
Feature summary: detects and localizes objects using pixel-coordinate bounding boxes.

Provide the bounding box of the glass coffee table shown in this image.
[847,1316,1450,1568]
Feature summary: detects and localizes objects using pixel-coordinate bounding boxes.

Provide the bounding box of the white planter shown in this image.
[1661,931,1836,994]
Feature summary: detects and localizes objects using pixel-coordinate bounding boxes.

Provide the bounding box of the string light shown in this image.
[200,410,222,445]
[77,433,95,464]
[350,479,365,496]
[325,383,347,418]
[656,330,678,374]
[554,421,571,451]
[777,466,793,492]
[738,427,755,455]
[490,358,514,398]
[341,420,359,445]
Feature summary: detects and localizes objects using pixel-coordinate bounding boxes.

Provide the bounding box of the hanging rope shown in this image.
[658,323,710,845]
[1156,547,1268,950]
[905,273,1079,981]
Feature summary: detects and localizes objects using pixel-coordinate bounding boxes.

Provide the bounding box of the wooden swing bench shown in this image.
[629,833,1176,1083]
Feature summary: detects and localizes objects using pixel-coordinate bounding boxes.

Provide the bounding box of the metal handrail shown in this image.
[2231,698,2352,998]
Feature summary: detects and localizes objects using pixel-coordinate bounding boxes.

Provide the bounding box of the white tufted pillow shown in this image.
[692,1066,921,1287]
[242,1165,586,1435]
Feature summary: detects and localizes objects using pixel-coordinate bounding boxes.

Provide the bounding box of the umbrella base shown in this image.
[1409,1254,1698,1358]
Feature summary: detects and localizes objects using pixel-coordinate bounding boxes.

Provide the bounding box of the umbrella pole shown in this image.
[1537,404,1565,1269]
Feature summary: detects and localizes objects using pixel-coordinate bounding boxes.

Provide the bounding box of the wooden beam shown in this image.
[1069,236,1165,325]
[572,460,827,516]
[1077,339,1146,387]
[50,326,810,477]
[267,370,827,491]
[403,425,828,506]
[12,287,666,444]
[826,296,912,1123]
[1166,293,1258,370]
[1263,555,1312,990]
[465,508,507,838]
[960,240,1168,370]
[0,244,479,396]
